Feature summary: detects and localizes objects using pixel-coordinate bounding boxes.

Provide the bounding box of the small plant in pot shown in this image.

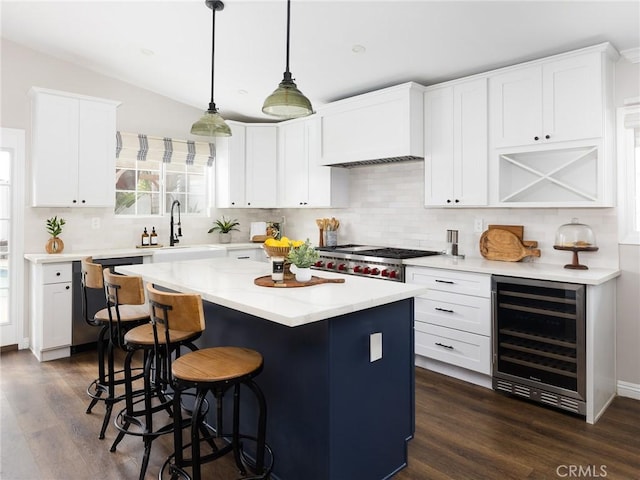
[45,216,66,254]
[208,216,240,244]
[287,239,319,282]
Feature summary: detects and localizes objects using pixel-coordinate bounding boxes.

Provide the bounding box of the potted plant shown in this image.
[287,239,319,282]
[208,216,240,244]
[45,216,66,254]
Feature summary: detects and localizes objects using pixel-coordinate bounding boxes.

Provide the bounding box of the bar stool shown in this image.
[108,274,204,480]
[81,257,148,440]
[147,285,273,480]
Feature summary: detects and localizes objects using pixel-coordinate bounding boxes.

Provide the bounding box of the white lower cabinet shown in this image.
[406,266,491,375]
[30,262,73,361]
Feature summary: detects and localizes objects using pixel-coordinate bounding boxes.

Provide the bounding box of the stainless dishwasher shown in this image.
[71,256,143,352]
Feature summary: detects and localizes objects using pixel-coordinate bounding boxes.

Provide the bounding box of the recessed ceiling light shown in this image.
[352,44,366,54]
[140,48,155,56]
[238,89,248,95]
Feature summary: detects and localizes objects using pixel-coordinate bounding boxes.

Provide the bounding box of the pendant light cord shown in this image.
[208,2,219,111]
[285,0,291,75]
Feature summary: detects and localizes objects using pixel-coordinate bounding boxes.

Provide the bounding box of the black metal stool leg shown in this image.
[86,324,109,415]
[190,388,208,480]
[244,379,268,473]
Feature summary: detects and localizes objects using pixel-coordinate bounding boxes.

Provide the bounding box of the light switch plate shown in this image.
[370,332,382,362]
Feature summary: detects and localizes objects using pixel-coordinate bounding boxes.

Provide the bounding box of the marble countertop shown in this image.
[116,258,428,327]
[24,243,263,264]
[403,255,620,285]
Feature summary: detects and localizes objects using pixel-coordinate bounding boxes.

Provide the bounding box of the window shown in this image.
[618,103,640,245]
[115,133,214,216]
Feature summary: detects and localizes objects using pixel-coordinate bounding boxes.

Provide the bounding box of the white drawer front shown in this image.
[42,263,72,284]
[415,291,491,336]
[406,267,490,297]
[415,323,491,374]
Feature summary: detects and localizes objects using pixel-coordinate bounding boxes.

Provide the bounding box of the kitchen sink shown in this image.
[151,245,226,262]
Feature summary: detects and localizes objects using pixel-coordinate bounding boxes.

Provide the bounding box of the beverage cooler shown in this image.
[492,276,586,415]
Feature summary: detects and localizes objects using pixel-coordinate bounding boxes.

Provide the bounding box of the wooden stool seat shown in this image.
[172,347,263,384]
[94,304,149,323]
[124,323,199,346]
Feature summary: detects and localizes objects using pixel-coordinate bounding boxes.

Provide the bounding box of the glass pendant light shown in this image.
[191,0,231,137]
[262,0,313,119]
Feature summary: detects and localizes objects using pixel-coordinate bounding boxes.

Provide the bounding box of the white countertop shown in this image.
[116,258,429,328]
[403,255,620,285]
[24,243,263,264]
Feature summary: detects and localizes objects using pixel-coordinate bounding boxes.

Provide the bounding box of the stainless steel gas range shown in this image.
[313,245,442,282]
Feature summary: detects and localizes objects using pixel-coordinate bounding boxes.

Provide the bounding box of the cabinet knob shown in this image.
[454,199,460,203]
[545,134,550,139]
[446,199,452,204]
[72,199,77,203]
[56,272,61,276]
[81,199,86,204]
[247,202,251,206]
[65,285,70,290]
[534,136,540,141]
[231,202,235,205]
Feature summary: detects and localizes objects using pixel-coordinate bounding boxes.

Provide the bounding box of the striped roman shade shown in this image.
[116,132,216,166]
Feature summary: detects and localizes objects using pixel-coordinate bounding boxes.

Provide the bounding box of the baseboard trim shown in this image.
[617,380,640,400]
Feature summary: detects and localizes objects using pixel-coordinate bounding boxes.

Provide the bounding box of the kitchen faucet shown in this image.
[170,200,182,246]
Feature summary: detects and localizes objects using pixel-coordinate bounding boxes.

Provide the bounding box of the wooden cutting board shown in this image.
[480,229,541,262]
[254,275,345,288]
[488,224,538,248]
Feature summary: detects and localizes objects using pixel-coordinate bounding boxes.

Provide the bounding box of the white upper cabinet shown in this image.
[30,87,119,207]
[278,117,349,208]
[488,43,618,207]
[490,46,613,149]
[215,122,277,208]
[424,77,488,207]
[318,82,424,166]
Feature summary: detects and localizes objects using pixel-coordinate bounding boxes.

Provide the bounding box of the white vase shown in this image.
[294,267,312,283]
[219,232,231,244]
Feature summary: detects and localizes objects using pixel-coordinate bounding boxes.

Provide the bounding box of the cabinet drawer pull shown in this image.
[435,342,454,350]
[237,256,251,259]
[435,307,454,313]
[435,279,454,284]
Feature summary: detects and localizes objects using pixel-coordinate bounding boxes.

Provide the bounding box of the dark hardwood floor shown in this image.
[1,349,638,479]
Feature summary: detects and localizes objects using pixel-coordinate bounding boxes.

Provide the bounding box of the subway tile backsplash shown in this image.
[25,161,619,269]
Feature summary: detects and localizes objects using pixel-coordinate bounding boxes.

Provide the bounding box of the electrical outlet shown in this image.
[91,217,100,229]
[474,218,484,233]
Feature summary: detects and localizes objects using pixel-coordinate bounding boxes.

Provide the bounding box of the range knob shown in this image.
[370,268,380,276]
[314,261,324,268]
[338,264,347,271]
[389,270,398,279]
[362,267,371,274]
[354,265,362,273]
[326,262,335,269]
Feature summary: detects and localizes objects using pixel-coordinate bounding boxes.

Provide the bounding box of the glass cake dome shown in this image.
[553,218,599,269]
[554,218,597,248]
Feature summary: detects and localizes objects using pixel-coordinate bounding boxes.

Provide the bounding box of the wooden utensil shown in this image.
[316,219,325,247]
[480,229,541,262]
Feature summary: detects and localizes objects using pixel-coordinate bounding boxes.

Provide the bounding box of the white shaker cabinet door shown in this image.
[279,120,309,207]
[77,99,117,207]
[31,93,80,206]
[41,282,72,350]
[245,125,277,208]
[541,53,602,144]
[489,65,542,149]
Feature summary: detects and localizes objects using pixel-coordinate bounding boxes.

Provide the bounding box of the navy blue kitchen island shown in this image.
[117,258,427,479]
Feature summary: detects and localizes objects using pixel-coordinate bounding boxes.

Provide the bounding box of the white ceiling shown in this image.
[2,0,639,122]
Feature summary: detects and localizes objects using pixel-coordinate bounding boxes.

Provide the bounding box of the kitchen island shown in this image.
[117,258,428,480]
